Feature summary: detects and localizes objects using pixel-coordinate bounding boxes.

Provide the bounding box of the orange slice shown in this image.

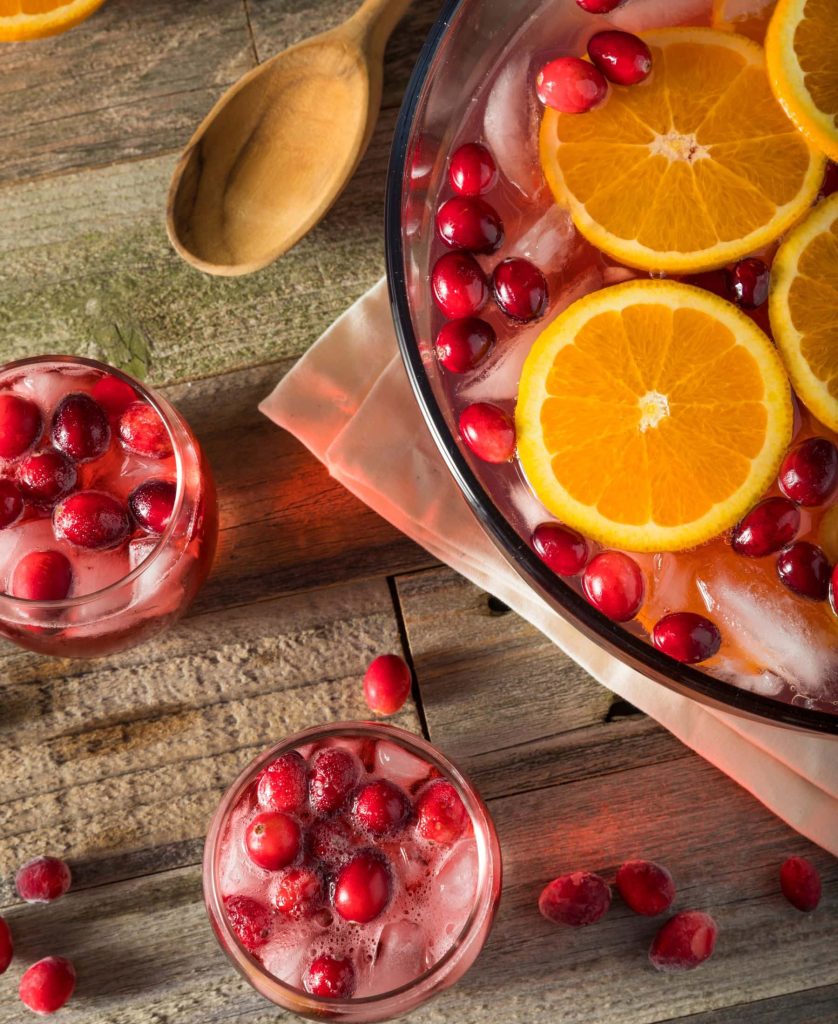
[768,192,838,430]
[765,0,838,161]
[515,280,793,552]
[0,0,106,41]
[712,0,776,42]
[539,28,825,273]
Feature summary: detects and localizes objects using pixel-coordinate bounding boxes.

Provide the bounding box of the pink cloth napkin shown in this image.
[261,278,838,855]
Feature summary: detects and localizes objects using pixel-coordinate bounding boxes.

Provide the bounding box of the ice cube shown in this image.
[261,935,308,988]
[367,919,427,996]
[374,741,430,790]
[13,367,94,418]
[509,203,577,270]
[434,838,478,916]
[71,545,131,598]
[483,55,545,199]
[128,538,185,618]
[0,518,61,592]
[611,0,711,31]
[393,842,430,891]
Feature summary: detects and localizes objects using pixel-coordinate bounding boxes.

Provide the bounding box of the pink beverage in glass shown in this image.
[0,356,217,657]
[205,722,501,1023]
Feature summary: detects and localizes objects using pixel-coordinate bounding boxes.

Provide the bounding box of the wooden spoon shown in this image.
[166,0,412,276]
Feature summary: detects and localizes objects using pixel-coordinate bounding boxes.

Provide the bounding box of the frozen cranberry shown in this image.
[778,437,838,506]
[54,490,129,550]
[0,394,41,461]
[776,542,831,600]
[415,780,468,843]
[652,612,722,664]
[492,258,548,321]
[582,550,644,621]
[310,748,362,815]
[459,403,516,463]
[732,497,801,557]
[245,811,301,870]
[532,521,590,576]
[727,257,770,309]
[51,393,110,462]
[818,161,838,199]
[363,653,412,716]
[118,402,173,459]
[449,142,497,196]
[15,857,72,903]
[223,894,273,950]
[587,31,652,85]
[536,57,608,114]
[17,450,77,506]
[128,478,177,535]
[431,251,490,319]
[780,856,822,911]
[91,374,138,418]
[257,750,308,813]
[650,910,718,972]
[436,196,504,253]
[308,817,356,867]
[435,318,495,374]
[539,871,611,926]
[354,780,411,835]
[334,852,391,923]
[19,956,76,1015]
[10,551,73,601]
[304,954,356,998]
[576,0,625,10]
[272,866,323,919]
[616,860,675,916]
[0,479,23,529]
[0,918,11,975]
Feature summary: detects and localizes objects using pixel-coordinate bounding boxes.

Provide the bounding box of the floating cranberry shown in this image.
[257,751,308,813]
[0,393,42,462]
[459,403,516,463]
[731,497,800,557]
[726,257,770,309]
[649,910,718,972]
[449,142,498,196]
[576,0,626,10]
[0,918,11,975]
[17,450,77,505]
[91,374,138,418]
[536,57,608,114]
[272,867,323,919]
[363,653,412,716]
[532,521,590,576]
[19,957,76,1015]
[304,954,356,998]
[818,161,838,199]
[0,479,23,529]
[780,856,822,912]
[831,564,838,615]
[118,402,173,459]
[223,894,273,950]
[334,852,391,924]
[310,747,362,815]
[54,491,129,550]
[493,258,548,321]
[245,811,301,871]
[15,857,72,903]
[308,817,356,867]
[51,393,110,462]
[436,196,504,253]
[776,541,831,600]
[616,860,676,916]
[539,871,612,926]
[431,251,490,319]
[10,551,73,602]
[129,478,177,535]
[587,31,652,85]
[652,612,721,664]
[778,437,838,506]
[415,780,468,844]
[435,318,496,374]
[582,550,644,621]
[354,780,411,835]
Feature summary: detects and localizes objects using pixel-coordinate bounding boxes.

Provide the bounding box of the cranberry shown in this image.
[304,955,356,998]
[129,478,177,535]
[651,612,722,664]
[536,57,608,114]
[436,196,504,253]
[308,817,356,867]
[818,161,838,199]
[334,852,391,923]
[576,0,626,10]
[831,563,838,615]
[616,860,675,916]
[0,918,11,975]
[245,811,301,871]
[431,251,490,319]
[0,479,23,529]
[257,751,308,813]
[776,541,831,600]
[587,31,652,86]
[272,866,323,919]
[415,780,468,843]
[310,747,362,814]
[778,437,838,506]
[449,142,497,196]
[532,521,590,576]
[15,857,72,903]
[780,856,822,912]
[459,403,516,463]
[726,257,770,309]
[51,392,110,462]
[10,551,73,601]
[354,780,411,835]
[118,402,173,459]
[732,497,801,557]
[435,318,495,374]
[17,450,77,506]
[492,258,548,321]
[19,956,76,1015]
[363,654,412,716]
[54,490,129,550]
[649,910,718,972]
[223,894,273,950]
[539,871,612,926]
[582,550,644,621]
[0,394,41,461]
[91,374,138,418]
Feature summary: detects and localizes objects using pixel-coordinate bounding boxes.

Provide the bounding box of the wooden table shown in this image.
[0,2,835,1021]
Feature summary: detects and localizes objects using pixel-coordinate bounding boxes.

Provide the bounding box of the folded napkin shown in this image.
[261,278,838,855]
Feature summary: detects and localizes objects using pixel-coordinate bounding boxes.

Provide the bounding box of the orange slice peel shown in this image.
[0,0,107,42]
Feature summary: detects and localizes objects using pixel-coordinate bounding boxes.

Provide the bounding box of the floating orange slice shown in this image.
[0,0,106,41]
[539,28,824,273]
[712,0,776,42]
[516,280,793,552]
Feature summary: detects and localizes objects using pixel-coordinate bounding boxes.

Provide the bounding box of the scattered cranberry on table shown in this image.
[649,910,718,972]
[616,860,675,916]
[582,550,644,622]
[587,31,652,86]
[19,956,76,1015]
[435,318,496,374]
[651,612,722,664]
[532,521,591,576]
[0,918,12,975]
[780,856,822,912]
[536,57,608,114]
[459,402,516,463]
[731,497,801,558]
[16,857,72,904]
[431,251,490,318]
[304,954,357,998]
[363,653,412,716]
[778,437,838,507]
[539,871,612,926]
[436,196,504,253]
[492,258,549,321]
[448,142,498,196]
[727,257,770,308]
[776,541,832,601]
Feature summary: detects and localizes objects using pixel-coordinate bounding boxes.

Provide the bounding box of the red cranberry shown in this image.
[415,780,468,844]
[818,161,838,199]
[459,403,516,463]
[334,852,391,923]
[727,257,770,309]
[436,196,504,253]
[776,541,831,600]
[308,817,356,867]
[651,612,722,664]
[778,437,838,506]
[532,521,590,576]
[732,497,801,557]
[363,654,412,716]
[91,374,138,418]
[54,490,129,550]
[587,31,652,85]
[435,318,495,374]
[536,57,608,114]
[582,550,644,621]
[449,142,497,196]
[650,910,718,972]
[257,751,308,813]
[539,871,612,926]
[0,394,41,461]
[354,780,411,835]
[492,258,548,321]
[304,955,356,998]
[245,811,301,871]
[19,956,76,1015]
[15,857,72,903]
[272,866,323,919]
[0,918,11,975]
[51,392,110,462]
[431,251,490,318]
[17,450,77,506]
[310,747,362,814]
[0,479,23,529]
[118,402,173,459]
[780,856,822,912]
[616,860,675,916]
[576,0,625,10]
[831,564,838,615]
[129,478,177,535]
[223,894,273,950]
[10,551,73,601]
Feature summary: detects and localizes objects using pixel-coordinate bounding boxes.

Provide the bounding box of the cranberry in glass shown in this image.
[223,894,272,951]
[532,521,590,576]
[0,393,41,460]
[576,0,625,10]
[436,318,496,374]
[831,564,838,615]
[10,550,73,601]
[459,402,516,463]
[258,751,308,813]
[17,449,77,505]
[582,550,644,621]
[727,257,770,309]
[353,780,410,835]
[304,955,356,998]
[0,479,23,529]
[536,57,608,114]
[129,478,177,535]
[778,437,838,506]
[777,542,831,600]
[310,748,362,814]
[449,142,498,196]
[118,402,173,459]
[431,251,490,318]
[334,852,391,924]
[272,867,324,920]
[436,196,503,253]
[91,374,138,418]
[731,497,800,557]
[245,811,301,871]
[54,491,129,550]
[492,258,548,321]
[587,31,652,86]
[416,780,468,844]
[651,612,722,664]
[51,393,110,462]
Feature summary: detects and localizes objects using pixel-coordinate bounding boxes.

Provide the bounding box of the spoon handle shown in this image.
[348,0,413,56]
